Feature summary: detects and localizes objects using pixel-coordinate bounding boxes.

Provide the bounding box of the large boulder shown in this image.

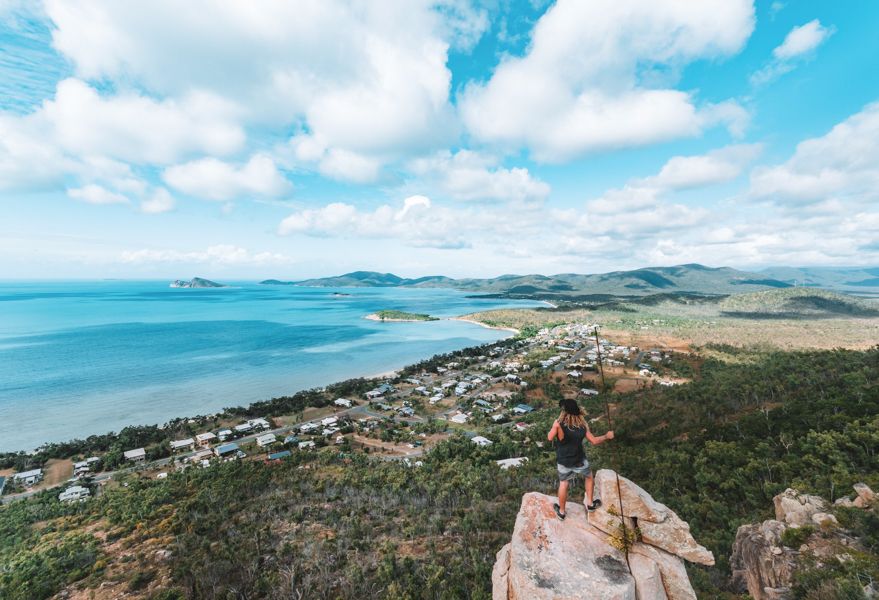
[730,520,796,600]
[493,492,637,600]
[773,488,826,528]
[493,480,709,600]
[594,469,715,566]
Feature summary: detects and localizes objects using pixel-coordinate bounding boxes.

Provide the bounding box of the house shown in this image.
[429,394,443,405]
[474,399,493,409]
[515,422,530,432]
[217,429,233,441]
[234,422,253,434]
[334,398,353,408]
[491,413,508,423]
[58,485,90,503]
[299,422,319,433]
[365,383,395,399]
[13,468,43,486]
[169,438,195,452]
[335,435,345,445]
[256,433,277,448]
[267,450,292,461]
[414,386,429,396]
[398,406,415,418]
[322,426,340,436]
[298,440,316,450]
[513,404,534,415]
[321,416,338,427]
[214,442,240,459]
[450,413,469,424]
[123,448,146,462]
[496,457,528,470]
[248,418,271,430]
[283,434,300,445]
[580,388,599,396]
[568,370,582,379]
[189,449,213,463]
[471,436,493,447]
[196,432,217,447]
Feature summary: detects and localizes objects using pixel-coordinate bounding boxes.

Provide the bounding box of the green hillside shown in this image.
[269,264,798,297]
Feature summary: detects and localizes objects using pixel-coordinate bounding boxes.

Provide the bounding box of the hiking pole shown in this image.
[592,325,633,576]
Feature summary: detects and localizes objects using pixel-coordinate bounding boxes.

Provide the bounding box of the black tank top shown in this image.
[555,423,587,467]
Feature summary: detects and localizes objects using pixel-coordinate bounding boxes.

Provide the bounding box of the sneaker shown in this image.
[587,499,602,512]
[553,502,566,520]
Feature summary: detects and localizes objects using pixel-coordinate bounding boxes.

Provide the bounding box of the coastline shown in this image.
[364,313,431,323]
[447,316,520,335]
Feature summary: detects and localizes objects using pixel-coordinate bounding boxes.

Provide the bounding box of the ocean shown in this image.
[0,281,543,452]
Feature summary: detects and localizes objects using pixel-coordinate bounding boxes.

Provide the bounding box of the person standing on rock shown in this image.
[547,398,614,520]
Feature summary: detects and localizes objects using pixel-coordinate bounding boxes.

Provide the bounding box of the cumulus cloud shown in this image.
[44,0,461,178]
[67,183,129,205]
[139,188,176,214]
[119,244,294,266]
[460,0,755,160]
[163,154,291,201]
[751,19,834,85]
[750,102,879,204]
[407,150,550,205]
[278,195,471,249]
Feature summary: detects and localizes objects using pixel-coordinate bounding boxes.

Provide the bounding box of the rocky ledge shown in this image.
[492,469,714,600]
[730,483,876,600]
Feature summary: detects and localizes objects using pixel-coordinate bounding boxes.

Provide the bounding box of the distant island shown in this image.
[365,310,438,322]
[170,277,226,288]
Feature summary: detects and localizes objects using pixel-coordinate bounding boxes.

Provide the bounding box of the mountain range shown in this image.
[261,264,879,297]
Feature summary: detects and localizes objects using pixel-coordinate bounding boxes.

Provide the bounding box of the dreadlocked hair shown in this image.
[559,411,587,430]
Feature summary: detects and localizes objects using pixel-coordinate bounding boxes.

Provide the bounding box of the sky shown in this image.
[1,0,877,280]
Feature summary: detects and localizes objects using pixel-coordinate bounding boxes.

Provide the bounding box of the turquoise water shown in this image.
[0,281,541,452]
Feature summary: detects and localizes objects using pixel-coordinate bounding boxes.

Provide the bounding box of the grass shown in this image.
[372,310,438,321]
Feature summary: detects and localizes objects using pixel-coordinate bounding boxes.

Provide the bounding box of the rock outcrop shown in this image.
[492,470,713,600]
[730,483,876,600]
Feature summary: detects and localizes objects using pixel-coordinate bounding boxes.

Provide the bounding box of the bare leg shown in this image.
[558,480,569,514]
[585,474,594,506]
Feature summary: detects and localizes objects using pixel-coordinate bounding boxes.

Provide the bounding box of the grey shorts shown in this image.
[557,460,591,483]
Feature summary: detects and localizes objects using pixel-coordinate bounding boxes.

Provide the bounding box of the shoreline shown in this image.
[2,310,524,454]
[447,316,520,335]
[364,313,432,323]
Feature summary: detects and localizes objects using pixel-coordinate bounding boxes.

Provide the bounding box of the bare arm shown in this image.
[586,426,614,445]
[548,420,565,442]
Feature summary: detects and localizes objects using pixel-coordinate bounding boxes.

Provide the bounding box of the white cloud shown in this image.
[67,184,129,205]
[460,0,755,160]
[45,0,461,176]
[407,150,550,205]
[649,144,762,189]
[119,244,294,266]
[751,19,833,85]
[163,154,291,201]
[750,102,879,203]
[773,19,832,60]
[278,195,470,249]
[140,188,176,214]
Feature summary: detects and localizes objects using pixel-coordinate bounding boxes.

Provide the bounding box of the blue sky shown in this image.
[1,0,877,279]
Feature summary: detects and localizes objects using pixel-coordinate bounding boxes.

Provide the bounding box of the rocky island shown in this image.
[365,309,439,322]
[169,277,226,288]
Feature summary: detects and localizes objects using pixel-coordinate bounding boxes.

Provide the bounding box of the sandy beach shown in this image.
[447,317,520,334]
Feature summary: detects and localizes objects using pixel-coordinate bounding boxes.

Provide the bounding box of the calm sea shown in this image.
[0,281,542,452]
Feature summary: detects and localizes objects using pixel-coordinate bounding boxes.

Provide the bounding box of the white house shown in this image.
[298,440,316,450]
[256,433,277,448]
[248,418,271,430]
[321,416,338,427]
[217,429,233,441]
[334,398,353,408]
[495,457,528,470]
[13,468,43,486]
[196,432,217,447]
[471,436,493,447]
[169,438,195,452]
[58,485,90,503]
[234,422,253,434]
[580,388,599,396]
[450,413,469,424]
[299,422,319,433]
[123,448,146,462]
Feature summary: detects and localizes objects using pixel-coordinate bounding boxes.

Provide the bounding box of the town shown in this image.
[1,323,690,505]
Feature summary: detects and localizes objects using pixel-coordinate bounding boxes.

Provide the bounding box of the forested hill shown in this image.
[1,346,876,599]
[263,264,798,296]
